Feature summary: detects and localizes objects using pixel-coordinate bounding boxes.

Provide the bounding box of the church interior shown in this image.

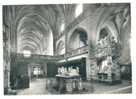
[3,3,132,95]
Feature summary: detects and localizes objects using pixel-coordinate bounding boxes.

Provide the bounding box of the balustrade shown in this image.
[66,46,88,57]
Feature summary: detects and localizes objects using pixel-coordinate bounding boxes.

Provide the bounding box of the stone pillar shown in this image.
[88,39,98,81]
[86,57,91,80]
[3,24,11,93]
[3,6,17,93]
[8,6,17,89]
[90,58,98,80]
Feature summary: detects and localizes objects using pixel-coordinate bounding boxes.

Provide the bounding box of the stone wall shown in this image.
[56,4,131,80]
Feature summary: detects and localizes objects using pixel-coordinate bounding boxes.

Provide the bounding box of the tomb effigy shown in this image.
[95,36,121,84]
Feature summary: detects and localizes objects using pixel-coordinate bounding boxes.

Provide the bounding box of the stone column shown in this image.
[3,6,17,93]
[90,58,98,80]
[9,6,17,89]
[88,40,98,81]
[86,57,91,80]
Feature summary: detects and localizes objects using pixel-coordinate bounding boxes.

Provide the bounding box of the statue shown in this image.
[57,66,79,76]
[76,67,79,74]
[96,34,121,83]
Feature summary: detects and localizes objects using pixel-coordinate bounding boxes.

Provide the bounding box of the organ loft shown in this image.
[3,3,132,95]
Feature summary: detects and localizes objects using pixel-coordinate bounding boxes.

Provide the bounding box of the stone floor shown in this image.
[17,78,50,95]
[17,78,132,95]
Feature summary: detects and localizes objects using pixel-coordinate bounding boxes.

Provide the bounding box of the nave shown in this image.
[3,3,132,95]
[16,78,131,95]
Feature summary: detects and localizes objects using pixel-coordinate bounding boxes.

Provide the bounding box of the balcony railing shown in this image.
[66,45,88,57]
[16,53,64,62]
[16,46,88,62]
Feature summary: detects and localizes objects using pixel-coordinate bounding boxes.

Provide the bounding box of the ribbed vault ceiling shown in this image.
[16,4,77,55]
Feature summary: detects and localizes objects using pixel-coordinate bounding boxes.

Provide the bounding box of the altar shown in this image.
[55,66,83,93]
[56,75,82,93]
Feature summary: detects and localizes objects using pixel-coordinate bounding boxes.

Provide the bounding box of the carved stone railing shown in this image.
[16,53,64,62]
[16,45,89,62]
[66,45,88,57]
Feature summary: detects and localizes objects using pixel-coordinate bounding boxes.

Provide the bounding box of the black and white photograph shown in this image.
[2,2,132,95]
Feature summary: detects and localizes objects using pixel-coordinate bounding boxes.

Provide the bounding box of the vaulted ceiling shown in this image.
[15,4,77,54]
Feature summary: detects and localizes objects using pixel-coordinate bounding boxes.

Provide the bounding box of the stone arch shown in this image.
[68,27,88,50]
[95,6,130,44]
[96,14,119,44]
[89,6,126,46]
